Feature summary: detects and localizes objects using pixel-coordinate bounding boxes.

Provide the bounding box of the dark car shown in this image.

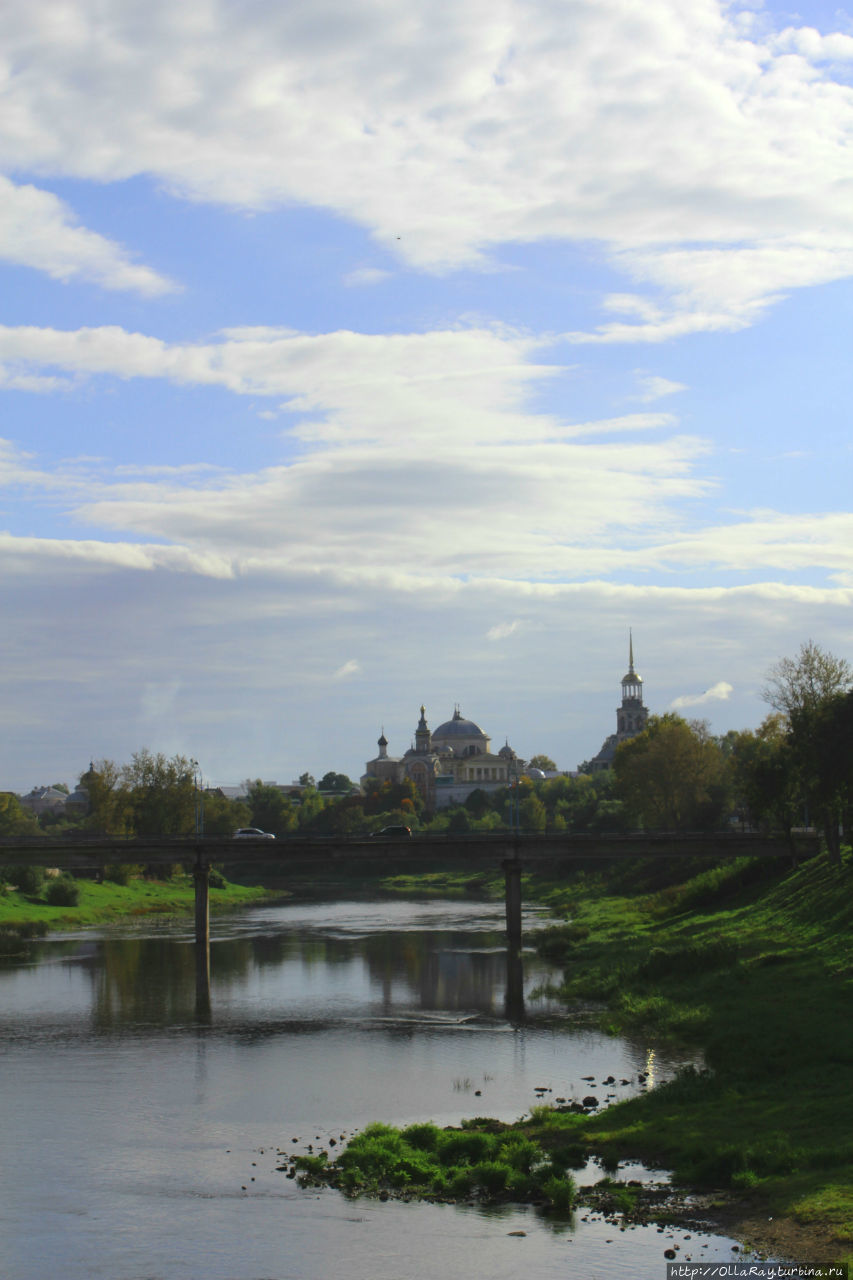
[368,825,412,839]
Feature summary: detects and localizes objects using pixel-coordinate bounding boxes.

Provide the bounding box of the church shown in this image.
[585,633,649,771]
[361,706,524,810]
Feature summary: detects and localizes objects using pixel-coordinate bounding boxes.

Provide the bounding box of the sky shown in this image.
[2,0,853,793]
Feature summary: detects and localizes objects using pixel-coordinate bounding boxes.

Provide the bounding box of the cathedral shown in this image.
[585,633,649,771]
[361,637,648,807]
[361,706,524,810]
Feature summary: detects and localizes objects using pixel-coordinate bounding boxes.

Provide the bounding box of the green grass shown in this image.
[515,849,853,1262]
[294,1120,577,1210]
[0,872,267,933]
[378,870,503,897]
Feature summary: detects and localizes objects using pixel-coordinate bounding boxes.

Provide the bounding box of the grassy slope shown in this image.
[520,851,853,1262]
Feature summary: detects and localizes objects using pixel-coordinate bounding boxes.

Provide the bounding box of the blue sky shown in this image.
[2,0,852,792]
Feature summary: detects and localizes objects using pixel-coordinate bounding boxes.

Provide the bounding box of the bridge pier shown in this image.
[503,857,523,954]
[193,858,211,1015]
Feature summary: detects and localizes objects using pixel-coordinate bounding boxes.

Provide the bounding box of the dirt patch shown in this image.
[674,1193,847,1266]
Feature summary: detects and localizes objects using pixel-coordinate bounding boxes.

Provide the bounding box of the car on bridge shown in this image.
[368,825,412,839]
[233,827,276,840]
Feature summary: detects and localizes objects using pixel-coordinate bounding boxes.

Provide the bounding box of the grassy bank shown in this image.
[0,871,268,937]
[525,850,853,1263]
[299,850,853,1265]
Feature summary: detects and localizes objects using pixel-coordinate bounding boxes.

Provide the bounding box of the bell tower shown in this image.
[616,631,647,742]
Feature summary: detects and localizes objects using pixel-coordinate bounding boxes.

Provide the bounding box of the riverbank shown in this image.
[0,872,269,938]
[302,849,853,1266]
[510,850,853,1264]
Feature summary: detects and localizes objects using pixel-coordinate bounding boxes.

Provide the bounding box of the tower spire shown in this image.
[628,628,635,675]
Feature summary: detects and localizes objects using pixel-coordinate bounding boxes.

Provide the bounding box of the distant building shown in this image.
[19,786,68,816]
[585,634,649,772]
[362,706,524,809]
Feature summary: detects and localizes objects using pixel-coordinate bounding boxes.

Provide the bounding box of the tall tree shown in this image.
[246,781,297,835]
[613,714,728,831]
[122,750,196,837]
[762,640,852,720]
[0,792,40,837]
[762,642,853,864]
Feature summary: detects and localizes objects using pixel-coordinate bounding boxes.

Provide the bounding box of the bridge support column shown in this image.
[193,858,211,1016]
[503,857,523,954]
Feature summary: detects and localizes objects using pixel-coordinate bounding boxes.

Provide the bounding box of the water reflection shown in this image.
[36,905,545,1032]
[0,898,738,1280]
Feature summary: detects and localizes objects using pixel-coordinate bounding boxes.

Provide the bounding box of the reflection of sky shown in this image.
[0,899,723,1280]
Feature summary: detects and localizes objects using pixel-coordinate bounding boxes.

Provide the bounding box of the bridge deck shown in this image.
[0,830,814,869]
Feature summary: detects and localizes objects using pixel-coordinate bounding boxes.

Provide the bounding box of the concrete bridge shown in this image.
[0,827,815,944]
[0,828,814,1018]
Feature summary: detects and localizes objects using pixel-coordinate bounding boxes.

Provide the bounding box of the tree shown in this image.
[247,781,297,835]
[202,791,251,836]
[81,760,133,836]
[527,754,557,772]
[298,772,316,787]
[520,793,547,832]
[318,771,354,794]
[0,792,40,837]
[612,714,728,831]
[795,689,853,864]
[762,640,852,720]
[762,643,853,864]
[121,750,196,837]
[729,716,799,834]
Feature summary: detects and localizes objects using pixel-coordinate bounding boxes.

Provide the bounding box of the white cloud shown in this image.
[0,175,176,295]
[1,1,852,327]
[343,267,392,286]
[487,620,521,640]
[671,680,734,708]
[632,374,688,403]
[333,659,362,679]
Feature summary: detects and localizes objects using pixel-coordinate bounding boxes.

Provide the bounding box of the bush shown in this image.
[439,1131,496,1166]
[401,1122,441,1151]
[45,875,80,906]
[542,1173,575,1210]
[472,1161,509,1196]
[9,865,45,895]
[104,863,142,885]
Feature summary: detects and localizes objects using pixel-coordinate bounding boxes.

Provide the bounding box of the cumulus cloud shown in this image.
[0,175,176,295]
[672,680,734,708]
[1,0,852,326]
[2,324,852,589]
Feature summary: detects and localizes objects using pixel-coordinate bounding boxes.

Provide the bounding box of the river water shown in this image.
[1,897,746,1279]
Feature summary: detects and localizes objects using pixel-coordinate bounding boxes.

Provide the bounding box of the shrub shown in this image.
[45,875,80,906]
[439,1131,496,1166]
[498,1134,541,1173]
[542,1174,575,1210]
[208,866,227,889]
[448,1168,474,1196]
[104,863,141,885]
[401,1122,441,1152]
[472,1161,509,1196]
[9,865,46,895]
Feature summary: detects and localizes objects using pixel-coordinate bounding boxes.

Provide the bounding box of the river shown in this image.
[1,896,747,1279]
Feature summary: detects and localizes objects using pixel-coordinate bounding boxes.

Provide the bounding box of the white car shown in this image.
[233,827,276,840]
